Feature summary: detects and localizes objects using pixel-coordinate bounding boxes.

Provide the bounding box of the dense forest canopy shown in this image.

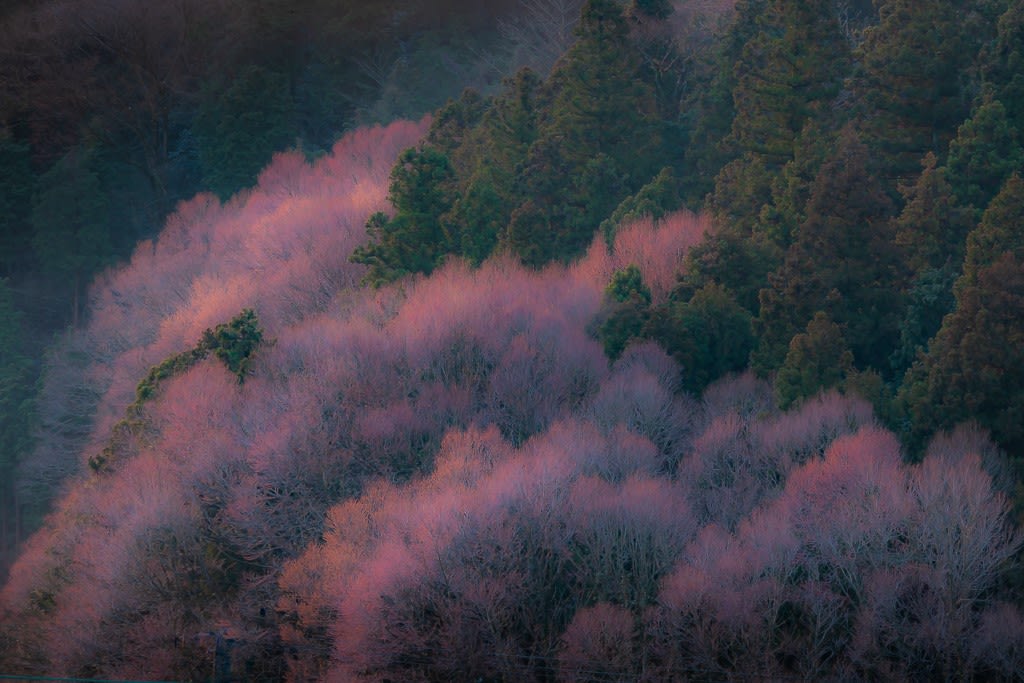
[2,0,1024,680]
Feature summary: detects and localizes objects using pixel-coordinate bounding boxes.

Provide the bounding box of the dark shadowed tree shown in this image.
[893,152,974,276]
[728,0,848,165]
[600,166,683,245]
[0,134,34,277]
[774,311,854,410]
[946,94,1024,213]
[755,125,898,375]
[597,265,652,360]
[960,173,1024,289]
[30,146,112,325]
[853,0,981,183]
[983,0,1024,129]
[351,147,458,285]
[195,65,297,199]
[902,253,1024,457]
[648,282,754,393]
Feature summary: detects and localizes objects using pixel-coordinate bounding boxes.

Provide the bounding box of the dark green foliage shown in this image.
[774,311,853,409]
[631,0,672,19]
[195,65,297,199]
[351,147,458,285]
[759,120,836,249]
[755,126,899,375]
[31,147,112,324]
[853,0,980,181]
[571,152,631,247]
[702,0,851,279]
[900,173,1024,456]
[504,199,555,268]
[605,264,652,304]
[598,300,651,361]
[90,309,263,473]
[901,253,1024,456]
[704,0,847,242]
[648,283,754,393]
[347,0,677,271]
[844,367,896,426]
[459,68,543,182]
[550,0,653,172]
[507,0,663,263]
[133,349,207,405]
[597,265,652,360]
[0,134,34,277]
[0,279,35,485]
[679,230,781,315]
[946,95,1024,212]
[728,0,849,164]
[600,167,683,245]
[202,308,265,381]
[707,153,776,244]
[425,89,491,173]
[893,152,974,275]
[889,264,958,376]
[679,0,768,204]
[983,0,1024,127]
[961,173,1024,288]
[449,172,507,265]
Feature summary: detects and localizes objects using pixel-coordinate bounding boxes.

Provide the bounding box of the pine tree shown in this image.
[704,0,849,275]
[436,70,544,265]
[351,147,457,285]
[893,152,974,275]
[680,0,768,204]
[546,0,659,176]
[983,0,1024,128]
[474,68,543,179]
[900,173,1024,454]
[448,171,507,265]
[890,263,958,375]
[598,265,653,360]
[853,0,979,183]
[424,88,489,174]
[600,167,683,245]
[680,228,782,315]
[961,172,1024,288]
[946,94,1024,212]
[759,119,836,249]
[504,0,662,263]
[901,253,1024,456]
[774,311,854,409]
[755,126,898,374]
[728,0,849,165]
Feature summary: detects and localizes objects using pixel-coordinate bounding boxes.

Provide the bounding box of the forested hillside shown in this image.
[2,0,1024,680]
[0,0,579,575]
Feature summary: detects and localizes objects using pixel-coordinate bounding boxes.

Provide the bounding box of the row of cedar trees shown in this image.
[353,0,1024,505]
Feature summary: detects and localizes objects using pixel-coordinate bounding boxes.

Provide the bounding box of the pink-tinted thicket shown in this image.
[571,211,708,305]
[278,399,1020,682]
[19,119,430,504]
[648,425,1022,681]
[2,114,717,679]
[3,116,1021,681]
